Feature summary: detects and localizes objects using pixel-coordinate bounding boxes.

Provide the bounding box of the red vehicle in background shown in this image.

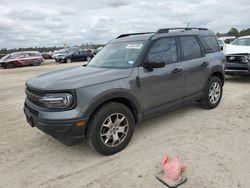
[0,51,44,69]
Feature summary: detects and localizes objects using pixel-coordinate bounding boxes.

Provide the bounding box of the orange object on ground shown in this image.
[156,155,187,188]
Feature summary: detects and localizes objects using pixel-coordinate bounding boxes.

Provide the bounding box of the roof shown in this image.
[112,27,215,43]
[238,35,250,39]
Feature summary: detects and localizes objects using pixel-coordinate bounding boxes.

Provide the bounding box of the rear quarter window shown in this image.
[200,36,220,53]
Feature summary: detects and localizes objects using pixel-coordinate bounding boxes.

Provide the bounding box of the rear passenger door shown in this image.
[179,36,208,98]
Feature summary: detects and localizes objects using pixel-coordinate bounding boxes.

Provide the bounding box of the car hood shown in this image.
[223,44,250,55]
[26,66,133,90]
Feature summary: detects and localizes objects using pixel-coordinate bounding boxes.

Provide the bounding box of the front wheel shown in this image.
[66,58,72,63]
[4,63,15,69]
[86,102,134,155]
[87,56,91,61]
[200,76,223,109]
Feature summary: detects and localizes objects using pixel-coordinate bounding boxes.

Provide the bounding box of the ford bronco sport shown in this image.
[24,28,225,155]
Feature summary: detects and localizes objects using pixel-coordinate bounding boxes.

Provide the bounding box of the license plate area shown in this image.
[25,108,35,127]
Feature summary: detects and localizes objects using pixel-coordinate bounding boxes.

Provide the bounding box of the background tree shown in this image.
[227,28,239,37]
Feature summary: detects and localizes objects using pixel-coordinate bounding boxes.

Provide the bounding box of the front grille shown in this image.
[226,55,247,63]
[25,87,46,107]
[227,67,248,71]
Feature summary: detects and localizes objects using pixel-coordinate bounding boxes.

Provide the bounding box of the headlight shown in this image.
[40,93,73,109]
[242,55,250,63]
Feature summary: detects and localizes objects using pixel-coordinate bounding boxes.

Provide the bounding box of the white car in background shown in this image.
[223,36,250,76]
[217,36,236,50]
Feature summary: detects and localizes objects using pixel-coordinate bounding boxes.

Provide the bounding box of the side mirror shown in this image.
[143,61,165,69]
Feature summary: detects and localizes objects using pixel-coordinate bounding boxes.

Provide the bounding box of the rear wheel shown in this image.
[200,76,223,109]
[86,102,134,155]
[32,61,41,66]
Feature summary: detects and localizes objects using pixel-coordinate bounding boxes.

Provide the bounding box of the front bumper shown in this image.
[24,104,87,146]
[225,62,250,75]
[56,57,67,62]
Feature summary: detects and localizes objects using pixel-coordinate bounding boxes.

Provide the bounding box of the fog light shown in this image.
[75,121,86,127]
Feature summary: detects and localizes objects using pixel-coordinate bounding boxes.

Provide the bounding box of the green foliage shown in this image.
[216,27,250,37]
[228,28,239,36]
[0,43,105,55]
[0,46,63,55]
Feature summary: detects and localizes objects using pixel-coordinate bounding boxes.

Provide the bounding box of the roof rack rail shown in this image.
[156,27,208,34]
[116,32,154,38]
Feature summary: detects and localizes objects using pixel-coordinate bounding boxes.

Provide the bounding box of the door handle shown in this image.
[201,62,209,66]
[171,68,182,73]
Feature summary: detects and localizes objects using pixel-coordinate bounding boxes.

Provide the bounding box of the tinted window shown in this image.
[200,36,220,53]
[148,37,177,64]
[180,36,202,59]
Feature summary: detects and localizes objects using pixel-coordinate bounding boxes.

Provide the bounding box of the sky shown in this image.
[0,0,249,49]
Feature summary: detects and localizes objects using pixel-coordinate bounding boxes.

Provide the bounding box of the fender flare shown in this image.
[83,89,143,121]
[204,66,225,89]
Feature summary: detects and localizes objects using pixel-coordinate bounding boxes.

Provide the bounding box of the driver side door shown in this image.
[139,37,185,117]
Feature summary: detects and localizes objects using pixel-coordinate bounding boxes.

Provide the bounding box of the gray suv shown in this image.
[24,28,225,155]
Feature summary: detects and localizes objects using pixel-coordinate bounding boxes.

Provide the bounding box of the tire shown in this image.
[200,76,223,109]
[32,61,41,66]
[87,56,91,61]
[4,63,15,69]
[86,102,134,155]
[66,58,72,63]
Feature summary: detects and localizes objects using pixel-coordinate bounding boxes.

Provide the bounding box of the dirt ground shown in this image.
[0,60,249,188]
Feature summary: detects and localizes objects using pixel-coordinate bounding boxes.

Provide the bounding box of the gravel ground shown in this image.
[0,60,249,188]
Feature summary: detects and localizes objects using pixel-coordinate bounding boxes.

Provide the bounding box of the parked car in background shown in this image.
[0,51,44,69]
[57,50,94,63]
[52,49,69,61]
[217,36,236,50]
[52,47,82,62]
[223,36,250,76]
[24,27,225,155]
[42,52,53,59]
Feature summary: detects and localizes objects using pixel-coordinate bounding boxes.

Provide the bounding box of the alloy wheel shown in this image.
[100,113,129,147]
[209,82,221,104]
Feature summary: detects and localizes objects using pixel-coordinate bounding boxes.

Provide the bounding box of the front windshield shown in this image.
[88,41,145,68]
[54,49,68,54]
[232,38,250,46]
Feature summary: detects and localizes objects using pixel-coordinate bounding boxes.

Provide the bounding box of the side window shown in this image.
[17,54,26,59]
[147,37,177,64]
[180,36,202,59]
[200,36,220,53]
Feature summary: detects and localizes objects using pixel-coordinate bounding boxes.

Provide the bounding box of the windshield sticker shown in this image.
[126,44,143,49]
[128,60,134,64]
